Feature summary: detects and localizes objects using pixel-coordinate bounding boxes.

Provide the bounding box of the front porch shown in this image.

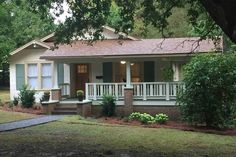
[52,56,187,104]
[85,82,184,101]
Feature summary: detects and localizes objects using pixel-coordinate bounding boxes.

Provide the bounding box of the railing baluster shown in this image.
[93,83,97,100]
[143,83,147,100]
[85,83,89,100]
[166,82,170,101]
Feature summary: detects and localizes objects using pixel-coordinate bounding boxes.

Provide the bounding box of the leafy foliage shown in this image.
[0,0,54,66]
[29,0,223,45]
[178,54,236,128]
[155,113,169,124]
[129,112,142,121]
[101,95,116,117]
[129,112,155,124]
[19,85,35,108]
[161,67,174,81]
[40,91,50,103]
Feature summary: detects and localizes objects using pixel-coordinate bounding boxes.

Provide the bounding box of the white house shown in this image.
[9,26,221,117]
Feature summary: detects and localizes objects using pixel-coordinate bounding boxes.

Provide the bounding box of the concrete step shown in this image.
[52,110,77,115]
[56,103,77,108]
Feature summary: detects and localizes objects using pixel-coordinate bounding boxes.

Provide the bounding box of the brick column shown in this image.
[124,87,134,115]
[51,88,61,101]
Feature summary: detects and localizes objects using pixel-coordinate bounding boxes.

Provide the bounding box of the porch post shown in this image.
[126,61,132,88]
[53,61,59,89]
[124,61,133,115]
[51,61,61,101]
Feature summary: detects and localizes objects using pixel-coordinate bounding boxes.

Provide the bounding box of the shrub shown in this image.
[129,112,142,121]
[155,113,169,124]
[100,95,116,117]
[139,113,155,124]
[129,112,155,124]
[13,97,18,106]
[19,85,35,108]
[177,54,236,128]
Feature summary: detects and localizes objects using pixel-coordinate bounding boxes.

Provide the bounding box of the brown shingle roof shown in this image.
[40,37,221,59]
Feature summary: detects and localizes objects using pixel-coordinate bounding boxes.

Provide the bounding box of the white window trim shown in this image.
[25,61,53,90]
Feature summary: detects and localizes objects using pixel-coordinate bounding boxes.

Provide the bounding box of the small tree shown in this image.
[19,85,35,108]
[178,54,236,128]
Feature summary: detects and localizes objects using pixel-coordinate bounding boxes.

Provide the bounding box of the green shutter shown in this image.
[16,64,25,90]
[144,61,155,82]
[103,62,113,82]
[58,63,64,85]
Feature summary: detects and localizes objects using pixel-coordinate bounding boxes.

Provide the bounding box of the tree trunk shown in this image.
[200,0,236,43]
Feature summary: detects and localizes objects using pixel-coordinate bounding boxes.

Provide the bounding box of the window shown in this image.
[27,63,52,89]
[77,64,88,73]
[27,64,38,88]
[41,63,52,89]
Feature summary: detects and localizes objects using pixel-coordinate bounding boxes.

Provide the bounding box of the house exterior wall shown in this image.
[10,48,49,101]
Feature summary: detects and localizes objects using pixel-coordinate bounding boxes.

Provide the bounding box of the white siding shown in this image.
[10,48,48,101]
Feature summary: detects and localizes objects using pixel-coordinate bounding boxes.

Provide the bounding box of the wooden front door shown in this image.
[76,64,89,93]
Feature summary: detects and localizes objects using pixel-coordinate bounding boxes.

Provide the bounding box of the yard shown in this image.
[0,116,236,157]
[0,110,37,124]
[0,89,10,103]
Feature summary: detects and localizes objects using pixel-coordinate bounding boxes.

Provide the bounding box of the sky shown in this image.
[50,1,71,24]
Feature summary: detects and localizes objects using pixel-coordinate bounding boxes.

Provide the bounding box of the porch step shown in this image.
[52,104,77,115]
[52,111,77,115]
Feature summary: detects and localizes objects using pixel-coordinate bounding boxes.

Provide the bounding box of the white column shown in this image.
[53,61,59,89]
[126,61,132,88]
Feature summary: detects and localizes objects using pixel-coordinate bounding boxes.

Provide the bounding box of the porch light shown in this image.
[33,41,37,48]
[120,61,126,64]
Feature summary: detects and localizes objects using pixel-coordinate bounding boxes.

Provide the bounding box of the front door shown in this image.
[76,64,89,93]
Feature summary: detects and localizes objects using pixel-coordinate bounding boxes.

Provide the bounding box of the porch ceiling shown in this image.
[40,37,220,60]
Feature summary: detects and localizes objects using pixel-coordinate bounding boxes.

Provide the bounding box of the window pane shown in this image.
[28,77,38,89]
[42,77,52,89]
[41,63,52,89]
[28,64,37,77]
[42,63,51,76]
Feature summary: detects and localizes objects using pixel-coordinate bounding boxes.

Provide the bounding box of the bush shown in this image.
[155,113,169,124]
[19,85,35,108]
[13,97,18,106]
[101,95,116,117]
[139,113,155,124]
[129,112,142,121]
[129,112,155,124]
[178,54,236,128]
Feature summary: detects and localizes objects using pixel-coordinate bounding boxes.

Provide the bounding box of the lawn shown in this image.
[0,110,37,124]
[0,89,10,102]
[0,116,235,157]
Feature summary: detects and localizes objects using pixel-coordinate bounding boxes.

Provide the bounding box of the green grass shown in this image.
[0,110,37,123]
[0,115,236,157]
[0,89,10,102]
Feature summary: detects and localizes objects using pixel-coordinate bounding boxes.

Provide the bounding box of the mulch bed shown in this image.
[100,117,236,136]
[0,104,43,115]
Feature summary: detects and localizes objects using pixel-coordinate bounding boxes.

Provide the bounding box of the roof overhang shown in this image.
[10,40,50,56]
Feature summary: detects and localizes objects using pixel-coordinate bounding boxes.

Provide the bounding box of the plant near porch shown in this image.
[101,95,116,117]
[77,90,84,101]
[19,85,35,108]
[178,54,236,129]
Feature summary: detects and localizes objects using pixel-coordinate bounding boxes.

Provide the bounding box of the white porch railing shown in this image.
[86,82,184,101]
[59,83,70,97]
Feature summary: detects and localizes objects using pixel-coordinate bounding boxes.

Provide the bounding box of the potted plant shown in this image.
[43,91,50,101]
[40,91,50,104]
[77,90,84,101]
